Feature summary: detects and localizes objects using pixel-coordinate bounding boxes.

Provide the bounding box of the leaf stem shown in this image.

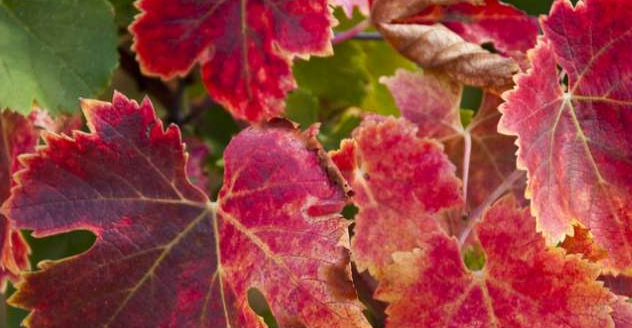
[332,19,371,45]
[462,132,472,206]
[458,170,524,247]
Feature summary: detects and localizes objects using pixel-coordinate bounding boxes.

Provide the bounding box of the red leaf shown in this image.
[499,0,632,272]
[612,296,632,328]
[184,138,210,192]
[3,92,369,328]
[131,0,334,122]
[382,70,523,213]
[375,195,617,327]
[0,111,39,291]
[330,116,462,276]
[404,0,537,60]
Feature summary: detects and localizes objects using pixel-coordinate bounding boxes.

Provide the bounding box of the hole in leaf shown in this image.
[463,244,486,272]
[247,288,279,328]
[23,230,96,268]
[342,204,359,220]
[352,264,387,327]
[460,86,483,114]
[481,42,498,54]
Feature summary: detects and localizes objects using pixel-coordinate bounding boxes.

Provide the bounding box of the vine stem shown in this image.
[457,170,525,247]
[332,19,371,45]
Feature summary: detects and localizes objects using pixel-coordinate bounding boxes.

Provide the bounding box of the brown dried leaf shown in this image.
[372,0,519,90]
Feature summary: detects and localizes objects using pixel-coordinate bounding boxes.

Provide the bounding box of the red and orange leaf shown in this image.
[330,116,462,277]
[562,225,609,263]
[499,0,632,272]
[403,0,537,60]
[3,92,369,328]
[0,111,39,291]
[612,296,632,328]
[131,0,334,122]
[29,109,83,136]
[383,69,522,212]
[375,195,615,327]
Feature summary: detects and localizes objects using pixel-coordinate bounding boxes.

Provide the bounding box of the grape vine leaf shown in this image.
[382,69,522,211]
[183,138,210,192]
[0,0,118,114]
[402,0,537,61]
[330,116,463,277]
[333,0,369,18]
[0,111,41,290]
[612,296,632,328]
[131,0,335,123]
[371,0,533,90]
[3,92,370,328]
[375,195,618,327]
[499,0,632,273]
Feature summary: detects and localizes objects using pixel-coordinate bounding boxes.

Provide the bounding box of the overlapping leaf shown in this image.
[401,0,537,60]
[376,195,618,327]
[371,0,536,90]
[3,92,369,328]
[330,116,463,276]
[131,0,335,122]
[0,111,40,290]
[0,0,118,114]
[382,69,522,213]
[499,0,632,273]
[183,138,210,192]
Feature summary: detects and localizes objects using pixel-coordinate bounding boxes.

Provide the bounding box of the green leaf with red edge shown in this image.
[130,0,335,123]
[330,116,463,277]
[382,69,523,214]
[3,92,370,328]
[375,195,619,328]
[498,0,632,273]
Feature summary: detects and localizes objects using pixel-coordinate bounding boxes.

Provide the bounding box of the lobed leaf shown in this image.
[0,111,41,290]
[376,195,617,327]
[382,69,523,213]
[131,0,335,123]
[499,0,632,273]
[3,92,369,328]
[330,116,463,277]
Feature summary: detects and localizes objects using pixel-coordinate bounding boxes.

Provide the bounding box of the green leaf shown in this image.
[293,41,370,112]
[360,41,417,116]
[109,0,137,28]
[0,0,118,114]
[286,89,319,128]
[319,107,361,150]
